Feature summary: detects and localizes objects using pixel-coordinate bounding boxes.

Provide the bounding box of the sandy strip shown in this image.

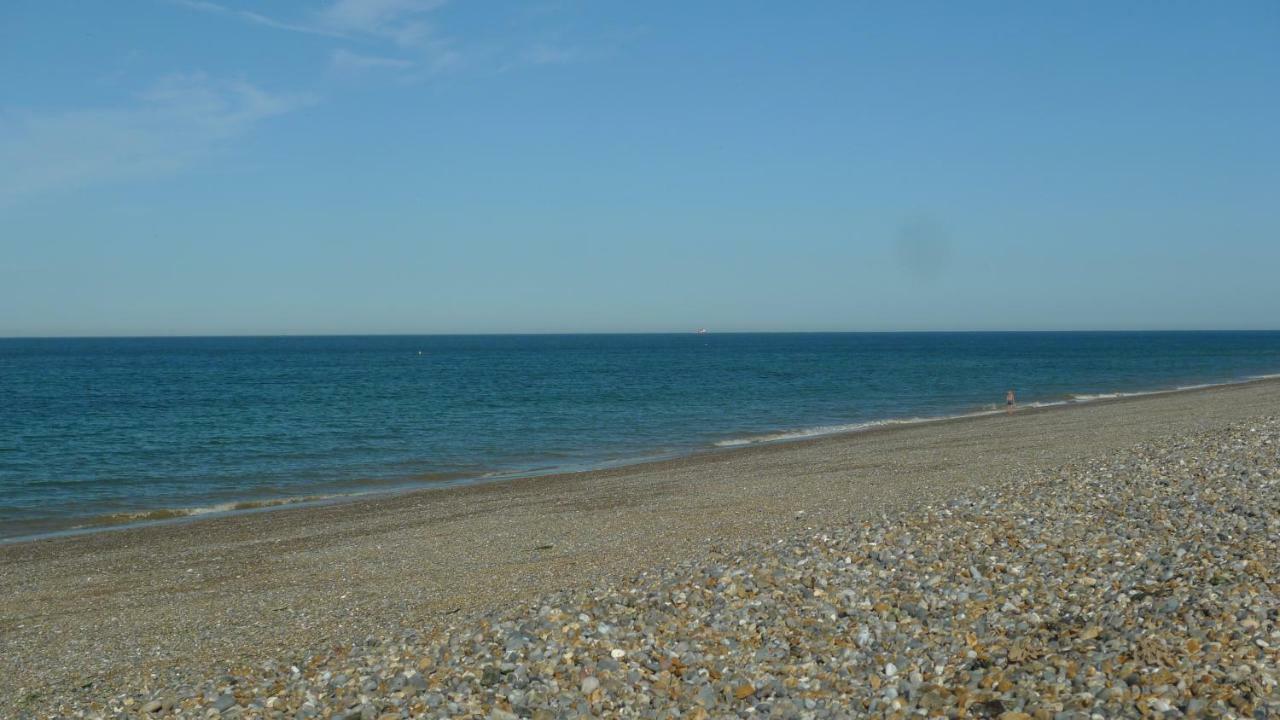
[2,378,1279,712]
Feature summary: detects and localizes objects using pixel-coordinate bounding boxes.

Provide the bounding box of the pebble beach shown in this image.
[4,380,1279,718]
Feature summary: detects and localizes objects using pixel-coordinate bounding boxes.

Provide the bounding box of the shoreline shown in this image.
[4,377,1280,713]
[7,370,1279,545]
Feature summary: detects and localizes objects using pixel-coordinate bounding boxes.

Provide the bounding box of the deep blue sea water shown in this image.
[2,332,1279,540]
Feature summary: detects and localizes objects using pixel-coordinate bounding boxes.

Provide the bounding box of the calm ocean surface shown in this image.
[2,332,1279,540]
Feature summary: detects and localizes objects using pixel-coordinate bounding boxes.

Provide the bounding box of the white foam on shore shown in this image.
[711,373,1280,449]
[1065,390,1160,402]
[70,494,356,529]
[714,411,1004,447]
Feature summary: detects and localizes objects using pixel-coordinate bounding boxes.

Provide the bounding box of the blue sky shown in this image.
[1,1,1277,335]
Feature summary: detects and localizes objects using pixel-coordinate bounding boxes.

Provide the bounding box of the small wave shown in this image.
[1067,392,1131,402]
[71,494,344,529]
[712,373,1280,449]
[1067,375,1278,403]
[1017,400,1069,409]
[713,412,1000,448]
[1066,385,1187,402]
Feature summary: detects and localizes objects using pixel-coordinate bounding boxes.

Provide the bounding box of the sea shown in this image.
[2,331,1279,541]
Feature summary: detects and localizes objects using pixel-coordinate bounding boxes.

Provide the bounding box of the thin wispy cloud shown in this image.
[316,0,448,45]
[169,0,458,72]
[312,0,461,72]
[168,0,345,38]
[0,74,313,206]
[169,0,596,77]
[170,0,449,47]
[1,1,597,206]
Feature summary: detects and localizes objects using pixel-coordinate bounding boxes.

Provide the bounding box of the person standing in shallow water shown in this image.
[1006,389,1016,415]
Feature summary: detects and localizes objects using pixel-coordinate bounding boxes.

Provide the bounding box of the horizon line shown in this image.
[3,328,1280,340]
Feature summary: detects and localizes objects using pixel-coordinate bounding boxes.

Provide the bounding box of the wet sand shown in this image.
[3,378,1279,712]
